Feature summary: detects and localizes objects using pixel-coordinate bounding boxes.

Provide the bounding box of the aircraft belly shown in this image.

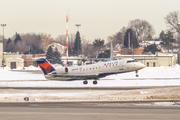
[44,74,97,81]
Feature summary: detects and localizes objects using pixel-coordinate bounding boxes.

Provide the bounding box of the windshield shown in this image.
[127,59,137,63]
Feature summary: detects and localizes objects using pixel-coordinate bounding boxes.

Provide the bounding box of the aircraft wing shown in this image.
[52,74,98,80]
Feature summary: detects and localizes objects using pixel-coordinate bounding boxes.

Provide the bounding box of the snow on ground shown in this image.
[0,65,180,102]
[0,87,180,102]
[0,70,45,81]
[103,64,180,79]
[0,65,180,87]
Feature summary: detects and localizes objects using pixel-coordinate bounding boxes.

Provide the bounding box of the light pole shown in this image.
[75,24,81,31]
[75,24,81,56]
[1,24,6,69]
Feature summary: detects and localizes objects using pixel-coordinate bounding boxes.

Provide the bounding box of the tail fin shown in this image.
[110,41,113,60]
[36,58,56,75]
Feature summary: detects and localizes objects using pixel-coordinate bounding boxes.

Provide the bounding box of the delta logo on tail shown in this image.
[36,58,56,75]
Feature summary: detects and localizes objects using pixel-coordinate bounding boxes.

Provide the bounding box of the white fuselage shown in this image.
[44,58,145,81]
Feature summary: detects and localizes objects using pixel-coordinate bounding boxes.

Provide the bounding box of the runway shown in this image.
[0,102,180,120]
[0,86,177,90]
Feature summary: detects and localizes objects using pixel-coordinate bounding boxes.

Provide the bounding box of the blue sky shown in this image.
[0,0,180,41]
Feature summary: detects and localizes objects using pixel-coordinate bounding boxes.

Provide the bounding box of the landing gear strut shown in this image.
[93,78,98,85]
[136,70,139,77]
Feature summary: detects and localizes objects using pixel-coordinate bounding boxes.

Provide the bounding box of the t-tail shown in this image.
[36,58,56,75]
[110,41,113,60]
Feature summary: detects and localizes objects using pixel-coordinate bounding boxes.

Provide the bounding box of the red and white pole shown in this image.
[66,15,69,66]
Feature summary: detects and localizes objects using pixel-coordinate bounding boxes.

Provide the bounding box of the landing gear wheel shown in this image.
[135,70,139,77]
[83,80,88,85]
[93,81,98,85]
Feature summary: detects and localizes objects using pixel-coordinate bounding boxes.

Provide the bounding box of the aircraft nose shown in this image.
[136,63,145,70]
[140,63,145,69]
[142,64,145,68]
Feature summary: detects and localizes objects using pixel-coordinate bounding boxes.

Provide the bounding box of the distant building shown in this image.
[116,52,178,67]
[139,40,162,47]
[116,48,144,55]
[48,43,66,56]
[3,52,24,69]
[6,57,24,69]
[22,54,45,67]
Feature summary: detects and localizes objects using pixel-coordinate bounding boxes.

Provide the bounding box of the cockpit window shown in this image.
[127,59,137,63]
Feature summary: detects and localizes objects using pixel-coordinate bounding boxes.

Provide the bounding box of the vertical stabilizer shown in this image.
[110,41,113,59]
[36,58,56,75]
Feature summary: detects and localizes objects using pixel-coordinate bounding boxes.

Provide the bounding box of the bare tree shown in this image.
[82,43,96,58]
[21,33,43,54]
[4,33,46,54]
[4,33,24,53]
[55,33,75,48]
[55,35,66,45]
[128,19,155,42]
[107,27,127,47]
[164,11,180,34]
[14,41,27,53]
[40,33,53,51]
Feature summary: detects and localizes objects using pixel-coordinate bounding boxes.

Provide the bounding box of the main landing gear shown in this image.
[83,78,98,85]
[135,70,139,77]
[83,80,88,85]
[93,80,98,85]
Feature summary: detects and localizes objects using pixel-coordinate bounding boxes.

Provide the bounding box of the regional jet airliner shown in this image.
[36,58,145,85]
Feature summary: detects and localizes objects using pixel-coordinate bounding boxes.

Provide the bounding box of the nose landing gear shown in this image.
[136,70,139,77]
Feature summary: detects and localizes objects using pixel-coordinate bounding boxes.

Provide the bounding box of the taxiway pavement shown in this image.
[0,102,179,120]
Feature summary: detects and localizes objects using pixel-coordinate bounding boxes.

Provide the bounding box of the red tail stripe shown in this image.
[46,65,52,74]
[39,63,50,69]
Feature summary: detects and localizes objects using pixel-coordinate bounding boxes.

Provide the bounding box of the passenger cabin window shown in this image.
[153,62,155,67]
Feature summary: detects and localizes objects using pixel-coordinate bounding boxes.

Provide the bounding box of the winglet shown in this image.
[36,58,56,75]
